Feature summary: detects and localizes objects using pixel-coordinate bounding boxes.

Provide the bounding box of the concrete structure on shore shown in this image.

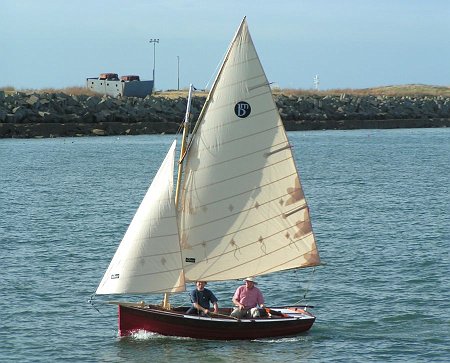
[0,90,449,138]
[86,73,154,98]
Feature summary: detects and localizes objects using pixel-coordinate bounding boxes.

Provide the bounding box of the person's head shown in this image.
[243,277,257,289]
[196,281,207,290]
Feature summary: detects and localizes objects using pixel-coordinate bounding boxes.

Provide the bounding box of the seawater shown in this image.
[1,129,448,362]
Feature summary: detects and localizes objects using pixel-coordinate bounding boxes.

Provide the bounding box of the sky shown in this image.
[1,0,449,91]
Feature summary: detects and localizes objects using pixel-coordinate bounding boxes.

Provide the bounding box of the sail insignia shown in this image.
[234,101,252,118]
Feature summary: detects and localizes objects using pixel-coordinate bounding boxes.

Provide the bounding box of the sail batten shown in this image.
[180,214,314,252]
[194,244,318,281]
[182,234,318,281]
[181,181,305,234]
[182,171,299,214]
[188,138,287,171]
[187,123,284,158]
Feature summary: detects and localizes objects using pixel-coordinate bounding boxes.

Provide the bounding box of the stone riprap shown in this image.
[0,90,449,138]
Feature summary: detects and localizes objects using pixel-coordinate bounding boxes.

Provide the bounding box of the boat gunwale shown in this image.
[118,302,315,323]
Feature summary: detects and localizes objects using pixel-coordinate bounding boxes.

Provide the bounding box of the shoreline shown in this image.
[1,118,448,139]
[1,90,449,138]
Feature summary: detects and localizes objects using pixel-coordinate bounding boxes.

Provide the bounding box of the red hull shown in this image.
[118,304,315,340]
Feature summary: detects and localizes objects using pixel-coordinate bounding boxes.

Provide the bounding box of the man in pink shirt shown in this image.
[231,277,265,318]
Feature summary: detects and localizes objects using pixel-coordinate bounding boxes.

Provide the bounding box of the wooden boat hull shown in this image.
[118,304,315,340]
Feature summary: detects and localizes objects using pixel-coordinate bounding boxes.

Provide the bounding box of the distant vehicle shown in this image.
[86,73,153,98]
[99,73,119,80]
[120,75,140,82]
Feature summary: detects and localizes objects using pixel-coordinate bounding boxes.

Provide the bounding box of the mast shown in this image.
[175,84,194,205]
[162,84,194,309]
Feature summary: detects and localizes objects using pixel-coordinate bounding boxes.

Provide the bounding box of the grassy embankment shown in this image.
[1,84,450,98]
[0,86,98,97]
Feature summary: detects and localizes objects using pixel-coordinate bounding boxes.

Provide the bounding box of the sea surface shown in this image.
[1,129,449,362]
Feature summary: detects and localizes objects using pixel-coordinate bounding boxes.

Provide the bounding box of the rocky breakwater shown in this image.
[0,91,204,138]
[0,90,449,138]
[277,93,450,130]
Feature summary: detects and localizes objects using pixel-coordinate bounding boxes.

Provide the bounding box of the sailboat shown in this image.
[95,17,321,340]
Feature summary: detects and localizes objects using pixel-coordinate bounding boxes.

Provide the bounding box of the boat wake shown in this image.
[124,330,192,341]
[255,336,310,343]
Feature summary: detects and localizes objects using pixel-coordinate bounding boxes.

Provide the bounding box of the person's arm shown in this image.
[209,290,219,314]
[258,289,265,308]
[189,290,196,307]
[232,297,244,309]
[232,288,244,309]
[193,302,210,314]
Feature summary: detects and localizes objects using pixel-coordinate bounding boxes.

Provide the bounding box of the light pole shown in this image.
[177,56,180,91]
[149,38,159,90]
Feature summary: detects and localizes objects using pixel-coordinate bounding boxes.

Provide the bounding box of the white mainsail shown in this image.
[179,18,320,282]
[96,140,185,294]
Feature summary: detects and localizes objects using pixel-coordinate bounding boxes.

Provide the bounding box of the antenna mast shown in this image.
[313,75,320,91]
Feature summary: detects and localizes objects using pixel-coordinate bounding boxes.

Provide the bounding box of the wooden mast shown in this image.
[175,84,194,204]
[162,84,194,309]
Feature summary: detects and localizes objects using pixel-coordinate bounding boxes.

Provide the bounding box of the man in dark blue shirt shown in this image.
[186,281,219,316]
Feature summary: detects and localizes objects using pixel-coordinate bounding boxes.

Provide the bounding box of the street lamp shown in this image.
[149,38,159,90]
[177,56,180,91]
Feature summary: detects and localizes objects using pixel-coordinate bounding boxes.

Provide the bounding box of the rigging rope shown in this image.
[292,267,317,309]
[88,293,101,314]
[204,54,226,91]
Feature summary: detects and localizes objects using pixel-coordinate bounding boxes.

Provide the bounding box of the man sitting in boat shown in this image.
[231,277,265,318]
[186,281,219,316]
